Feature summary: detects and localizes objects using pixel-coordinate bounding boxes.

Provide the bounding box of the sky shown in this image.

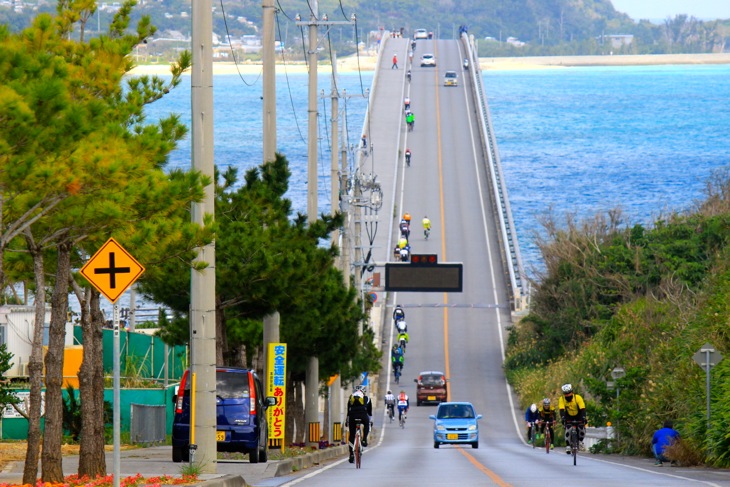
[610,0,730,20]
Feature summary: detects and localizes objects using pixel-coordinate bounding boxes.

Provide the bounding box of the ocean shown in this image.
[146,64,730,280]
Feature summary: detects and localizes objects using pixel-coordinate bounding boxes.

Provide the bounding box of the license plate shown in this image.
[216,431,226,441]
[447,433,458,440]
[427,395,436,401]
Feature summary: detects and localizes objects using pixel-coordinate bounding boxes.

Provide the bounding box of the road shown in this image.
[261,35,730,487]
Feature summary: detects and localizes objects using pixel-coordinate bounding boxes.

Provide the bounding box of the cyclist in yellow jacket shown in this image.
[558,383,586,454]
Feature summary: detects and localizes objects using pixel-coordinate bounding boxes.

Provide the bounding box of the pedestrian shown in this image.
[392,53,398,69]
[361,134,367,148]
[652,420,680,466]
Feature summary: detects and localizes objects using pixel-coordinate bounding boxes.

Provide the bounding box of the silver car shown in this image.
[420,54,436,67]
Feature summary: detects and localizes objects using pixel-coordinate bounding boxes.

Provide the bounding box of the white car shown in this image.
[443,71,458,86]
[420,54,436,67]
[414,29,428,40]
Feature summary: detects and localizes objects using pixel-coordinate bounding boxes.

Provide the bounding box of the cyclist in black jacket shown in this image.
[347,385,373,463]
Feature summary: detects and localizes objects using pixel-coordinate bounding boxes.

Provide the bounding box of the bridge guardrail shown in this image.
[460,33,529,313]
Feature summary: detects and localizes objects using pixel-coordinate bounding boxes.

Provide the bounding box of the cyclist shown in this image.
[525,403,539,442]
[391,344,404,371]
[422,215,431,238]
[346,385,372,463]
[405,149,411,166]
[395,318,407,334]
[398,236,408,249]
[399,219,411,239]
[403,212,412,225]
[404,96,411,111]
[399,245,410,262]
[397,329,409,352]
[397,390,410,423]
[537,397,557,450]
[384,390,396,420]
[393,304,405,323]
[405,110,415,131]
[406,69,411,82]
[559,383,587,454]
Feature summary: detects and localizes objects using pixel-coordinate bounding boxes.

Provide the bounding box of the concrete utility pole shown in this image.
[262,0,276,162]
[190,0,217,473]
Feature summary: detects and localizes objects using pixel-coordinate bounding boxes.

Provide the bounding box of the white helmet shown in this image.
[530,404,537,413]
[353,390,364,398]
[562,383,573,394]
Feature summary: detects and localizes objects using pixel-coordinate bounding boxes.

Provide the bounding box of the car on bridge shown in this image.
[420,53,436,67]
[429,401,482,449]
[443,71,458,86]
[415,370,448,405]
[414,29,428,40]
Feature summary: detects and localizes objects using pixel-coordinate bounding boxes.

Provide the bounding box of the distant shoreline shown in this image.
[129,53,730,76]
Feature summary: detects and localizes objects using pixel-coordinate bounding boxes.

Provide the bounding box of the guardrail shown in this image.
[460,33,529,313]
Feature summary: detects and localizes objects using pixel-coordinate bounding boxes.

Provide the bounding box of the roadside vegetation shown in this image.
[0,1,378,484]
[506,168,730,467]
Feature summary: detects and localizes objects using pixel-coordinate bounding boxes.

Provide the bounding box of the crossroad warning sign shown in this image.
[80,238,145,303]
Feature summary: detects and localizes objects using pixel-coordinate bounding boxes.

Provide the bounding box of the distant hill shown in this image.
[2,0,726,55]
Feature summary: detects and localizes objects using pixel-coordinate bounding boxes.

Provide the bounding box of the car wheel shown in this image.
[249,447,260,463]
[434,442,440,449]
[172,445,184,463]
[417,400,422,406]
[472,441,479,449]
[260,440,268,463]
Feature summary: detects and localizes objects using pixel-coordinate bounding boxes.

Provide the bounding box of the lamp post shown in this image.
[611,367,626,447]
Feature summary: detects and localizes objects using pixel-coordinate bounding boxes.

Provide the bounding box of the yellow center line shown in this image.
[457,447,514,487]
[434,42,512,487]
[433,41,450,400]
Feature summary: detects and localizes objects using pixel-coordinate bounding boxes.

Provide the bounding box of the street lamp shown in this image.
[611,367,626,447]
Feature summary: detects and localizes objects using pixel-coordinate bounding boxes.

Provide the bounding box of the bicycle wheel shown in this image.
[571,428,578,466]
[531,424,536,449]
[354,428,362,468]
[545,428,551,454]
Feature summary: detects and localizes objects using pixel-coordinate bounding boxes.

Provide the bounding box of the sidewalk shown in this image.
[0,444,348,487]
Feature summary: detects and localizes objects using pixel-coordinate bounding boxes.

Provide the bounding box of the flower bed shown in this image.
[0,473,199,487]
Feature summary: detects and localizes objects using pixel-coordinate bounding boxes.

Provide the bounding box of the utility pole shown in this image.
[262,0,276,162]
[190,0,217,473]
[295,4,355,447]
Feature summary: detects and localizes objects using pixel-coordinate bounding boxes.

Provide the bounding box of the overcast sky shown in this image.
[611,0,730,20]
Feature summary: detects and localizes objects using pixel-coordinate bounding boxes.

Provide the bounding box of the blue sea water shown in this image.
[145,64,730,277]
[485,64,730,274]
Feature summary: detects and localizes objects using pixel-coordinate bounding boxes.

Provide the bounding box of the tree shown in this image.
[1,1,209,482]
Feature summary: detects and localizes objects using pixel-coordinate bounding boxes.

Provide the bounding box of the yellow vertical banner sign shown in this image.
[267,343,287,450]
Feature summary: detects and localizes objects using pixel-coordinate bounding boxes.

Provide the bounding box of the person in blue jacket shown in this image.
[652,420,680,466]
[525,403,540,442]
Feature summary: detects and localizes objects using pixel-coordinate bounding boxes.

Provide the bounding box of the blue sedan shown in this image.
[429,402,482,449]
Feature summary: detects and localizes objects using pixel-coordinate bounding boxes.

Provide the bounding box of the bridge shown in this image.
[308,33,730,486]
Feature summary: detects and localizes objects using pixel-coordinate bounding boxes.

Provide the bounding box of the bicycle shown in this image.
[529,421,537,449]
[424,227,430,240]
[353,419,364,468]
[399,409,407,429]
[407,120,414,132]
[387,404,395,423]
[393,364,402,384]
[541,420,553,454]
[565,420,582,466]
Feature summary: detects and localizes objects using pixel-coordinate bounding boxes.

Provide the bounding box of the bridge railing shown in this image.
[460,33,529,313]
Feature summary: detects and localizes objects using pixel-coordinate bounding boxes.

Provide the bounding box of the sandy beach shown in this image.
[129,52,730,76]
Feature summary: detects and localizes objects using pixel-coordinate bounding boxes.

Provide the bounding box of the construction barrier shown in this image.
[308,422,321,444]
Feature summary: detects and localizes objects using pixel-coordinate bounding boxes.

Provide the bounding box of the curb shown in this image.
[264,445,349,478]
[190,474,247,487]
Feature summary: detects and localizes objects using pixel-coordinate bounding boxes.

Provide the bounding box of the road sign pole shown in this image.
[113,303,120,487]
[705,350,711,430]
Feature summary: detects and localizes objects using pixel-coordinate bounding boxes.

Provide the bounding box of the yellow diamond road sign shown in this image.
[80,238,145,303]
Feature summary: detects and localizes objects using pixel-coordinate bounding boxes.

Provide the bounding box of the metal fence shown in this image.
[130,403,166,445]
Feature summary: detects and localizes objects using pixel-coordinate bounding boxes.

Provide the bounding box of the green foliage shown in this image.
[0,343,19,409]
[508,172,730,465]
[62,384,113,443]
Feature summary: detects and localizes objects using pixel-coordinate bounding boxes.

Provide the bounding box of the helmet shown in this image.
[355,384,366,393]
[543,398,551,408]
[353,390,364,398]
[561,383,573,394]
[387,390,392,394]
[530,404,537,413]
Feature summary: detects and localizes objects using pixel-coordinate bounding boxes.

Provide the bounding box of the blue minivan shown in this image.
[172,367,276,463]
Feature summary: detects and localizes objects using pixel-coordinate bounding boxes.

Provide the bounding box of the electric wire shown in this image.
[274,10,306,144]
[337,0,349,20]
[326,30,340,96]
[317,96,330,207]
[353,19,367,96]
[275,0,293,21]
[219,0,261,86]
[305,0,318,20]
